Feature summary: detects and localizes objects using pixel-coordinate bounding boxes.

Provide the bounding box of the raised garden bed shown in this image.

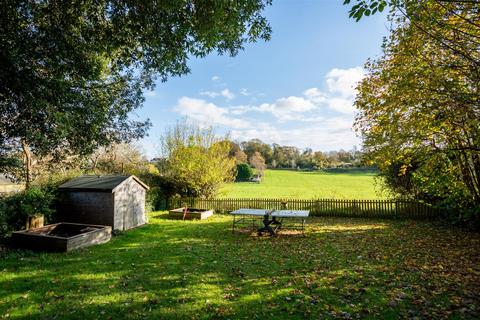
[169,208,214,220]
[12,223,112,252]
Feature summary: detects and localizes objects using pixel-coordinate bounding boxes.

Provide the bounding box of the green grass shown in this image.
[220,169,385,199]
[1,213,479,319]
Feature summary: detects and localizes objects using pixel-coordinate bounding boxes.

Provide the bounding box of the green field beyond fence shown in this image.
[219,169,383,199]
[167,198,442,219]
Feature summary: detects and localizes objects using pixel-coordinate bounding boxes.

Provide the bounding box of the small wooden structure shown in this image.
[26,215,44,230]
[58,175,149,231]
[169,207,213,220]
[12,223,111,252]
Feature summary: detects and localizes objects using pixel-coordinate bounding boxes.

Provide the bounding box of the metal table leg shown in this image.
[258,215,282,236]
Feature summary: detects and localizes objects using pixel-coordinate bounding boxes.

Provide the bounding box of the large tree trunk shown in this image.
[21,140,33,189]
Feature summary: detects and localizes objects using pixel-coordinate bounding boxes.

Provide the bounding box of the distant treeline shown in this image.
[226,139,366,170]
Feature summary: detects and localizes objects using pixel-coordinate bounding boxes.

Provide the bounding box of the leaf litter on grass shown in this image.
[0,214,479,319]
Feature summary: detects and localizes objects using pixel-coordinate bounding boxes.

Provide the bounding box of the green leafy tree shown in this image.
[236,163,254,181]
[313,151,328,169]
[343,0,389,21]
[271,144,300,168]
[0,0,272,188]
[344,0,479,65]
[160,122,236,198]
[241,139,273,164]
[353,1,480,224]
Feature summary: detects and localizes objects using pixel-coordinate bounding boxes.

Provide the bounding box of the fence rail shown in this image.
[164,198,442,219]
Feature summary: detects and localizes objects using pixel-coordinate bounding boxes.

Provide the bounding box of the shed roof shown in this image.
[58,175,149,192]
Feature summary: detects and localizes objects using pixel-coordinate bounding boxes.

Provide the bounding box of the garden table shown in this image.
[230,209,309,235]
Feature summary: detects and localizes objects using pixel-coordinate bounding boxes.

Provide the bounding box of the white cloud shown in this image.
[327,97,356,114]
[173,66,366,151]
[231,116,359,151]
[240,88,250,96]
[303,88,327,104]
[230,105,254,115]
[199,88,235,100]
[300,67,365,115]
[230,96,316,121]
[325,67,365,98]
[259,96,316,121]
[221,88,235,100]
[199,90,220,98]
[229,67,365,119]
[144,90,157,97]
[211,75,220,81]
[174,97,248,129]
[303,87,320,98]
[268,96,315,113]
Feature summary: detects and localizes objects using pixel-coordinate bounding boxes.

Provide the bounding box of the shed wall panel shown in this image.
[60,192,114,227]
[113,179,146,230]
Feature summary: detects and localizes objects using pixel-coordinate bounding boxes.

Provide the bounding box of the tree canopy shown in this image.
[159,122,236,198]
[0,0,272,186]
[352,0,479,224]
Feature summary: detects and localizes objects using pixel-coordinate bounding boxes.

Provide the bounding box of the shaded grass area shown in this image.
[219,169,385,199]
[1,213,479,319]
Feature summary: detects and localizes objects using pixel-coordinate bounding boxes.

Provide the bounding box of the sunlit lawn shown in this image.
[219,169,385,199]
[1,212,479,319]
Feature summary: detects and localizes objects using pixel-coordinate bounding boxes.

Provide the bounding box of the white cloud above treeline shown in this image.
[174,97,247,129]
[173,66,366,150]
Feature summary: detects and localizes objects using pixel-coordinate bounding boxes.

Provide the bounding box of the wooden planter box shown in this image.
[169,208,214,220]
[12,223,112,252]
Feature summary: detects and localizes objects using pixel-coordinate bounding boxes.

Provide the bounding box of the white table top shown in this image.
[272,210,309,218]
[230,209,269,216]
[230,209,309,218]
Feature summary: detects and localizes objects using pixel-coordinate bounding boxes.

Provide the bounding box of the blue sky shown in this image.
[136,1,388,158]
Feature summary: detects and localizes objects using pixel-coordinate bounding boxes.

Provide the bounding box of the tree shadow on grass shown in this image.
[1,214,479,319]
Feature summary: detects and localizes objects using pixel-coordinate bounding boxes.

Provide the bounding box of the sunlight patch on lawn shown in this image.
[307,218,391,233]
[310,223,388,233]
[71,273,112,281]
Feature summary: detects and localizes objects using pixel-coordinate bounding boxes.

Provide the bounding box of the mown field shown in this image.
[220,169,385,199]
[1,213,479,319]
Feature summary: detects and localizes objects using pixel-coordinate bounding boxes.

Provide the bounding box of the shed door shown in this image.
[119,182,145,230]
[128,186,145,228]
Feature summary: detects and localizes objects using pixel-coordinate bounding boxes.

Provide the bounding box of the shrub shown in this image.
[236,163,253,181]
[0,199,8,237]
[145,187,166,212]
[140,172,202,211]
[0,187,54,237]
[160,121,236,198]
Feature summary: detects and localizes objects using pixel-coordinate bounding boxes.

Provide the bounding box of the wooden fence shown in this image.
[165,198,442,219]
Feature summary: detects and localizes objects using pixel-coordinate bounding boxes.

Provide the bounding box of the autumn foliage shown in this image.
[354,1,480,227]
